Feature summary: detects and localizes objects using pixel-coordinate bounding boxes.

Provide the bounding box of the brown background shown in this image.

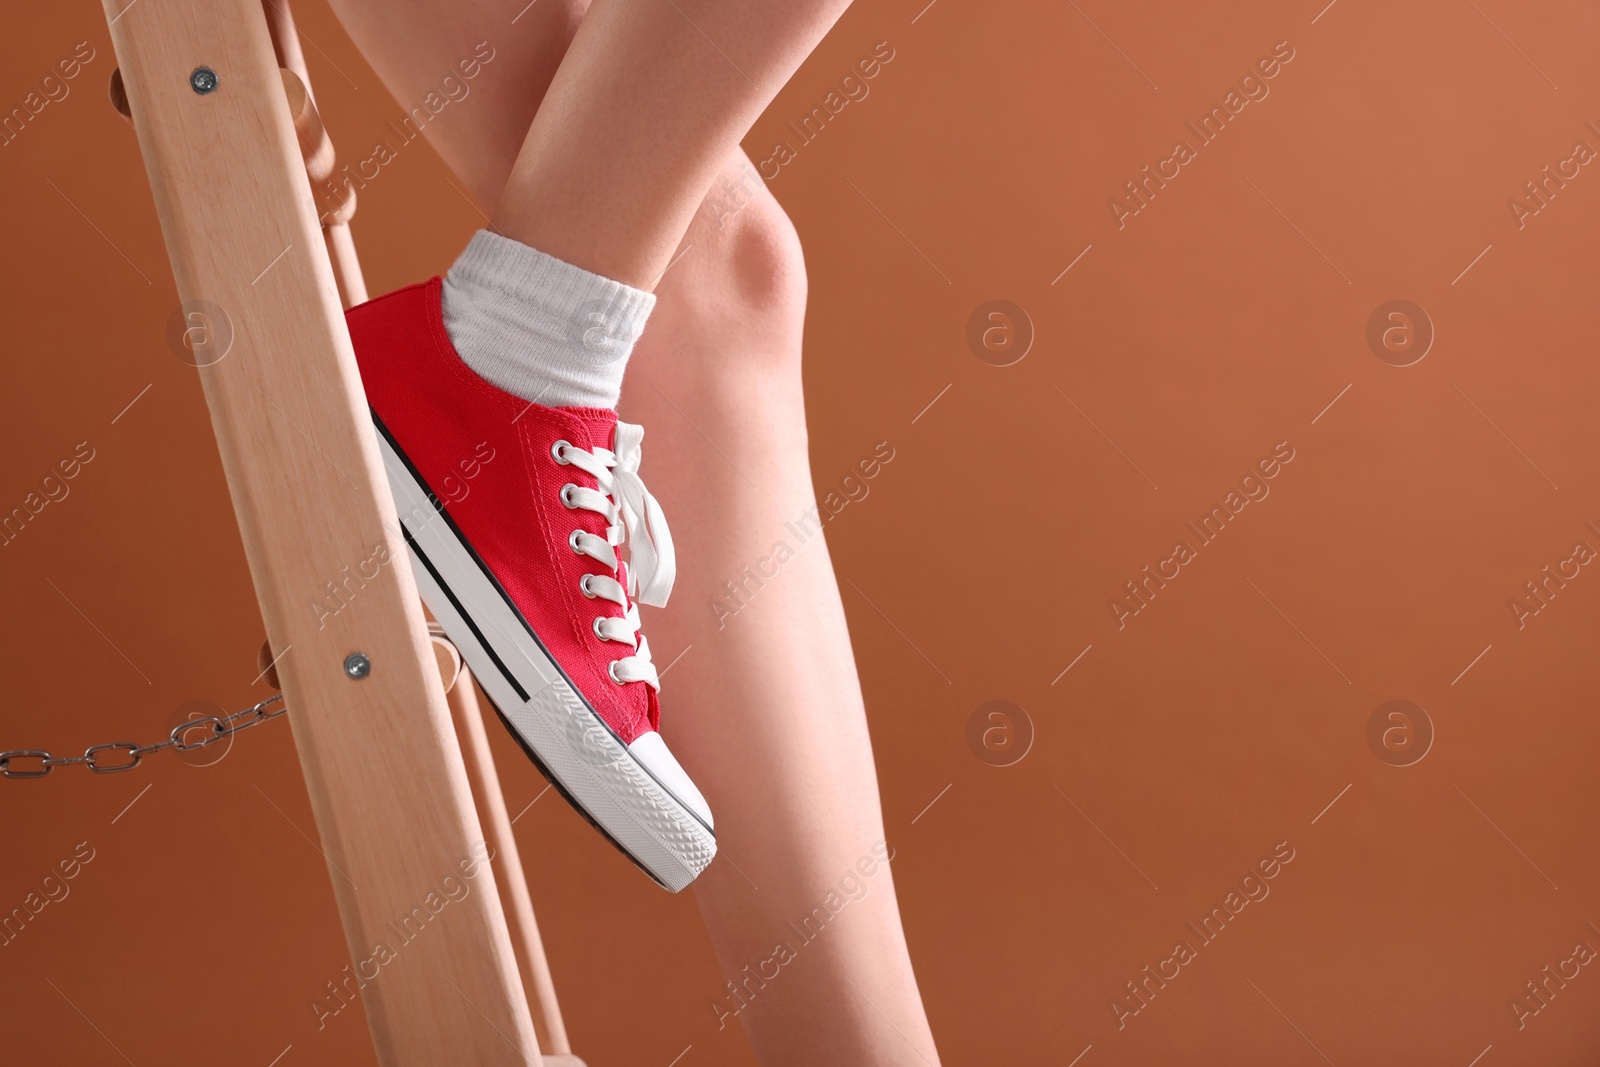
[4,0,1600,1064]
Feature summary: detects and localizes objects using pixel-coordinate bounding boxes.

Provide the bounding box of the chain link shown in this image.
[0,694,286,779]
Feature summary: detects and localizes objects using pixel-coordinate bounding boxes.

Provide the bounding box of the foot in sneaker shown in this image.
[347,278,715,891]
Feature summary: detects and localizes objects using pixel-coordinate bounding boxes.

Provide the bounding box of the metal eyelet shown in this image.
[560,484,578,508]
[568,528,585,554]
[607,661,623,684]
[592,617,608,640]
[551,440,572,464]
[579,574,597,598]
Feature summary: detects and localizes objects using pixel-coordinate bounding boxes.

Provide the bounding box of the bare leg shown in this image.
[489,0,853,287]
[328,2,940,1062]
[341,0,851,287]
[624,168,939,1065]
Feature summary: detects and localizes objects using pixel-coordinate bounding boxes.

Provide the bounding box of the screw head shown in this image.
[343,652,371,680]
[190,67,218,95]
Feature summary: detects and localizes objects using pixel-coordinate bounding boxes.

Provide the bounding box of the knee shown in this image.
[717,188,806,320]
[673,158,807,360]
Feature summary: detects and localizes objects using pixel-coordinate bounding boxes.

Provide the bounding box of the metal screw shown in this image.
[343,653,371,680]
[190,67,218,95]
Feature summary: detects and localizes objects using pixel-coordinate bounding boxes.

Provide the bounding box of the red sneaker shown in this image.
[347,279,714,891]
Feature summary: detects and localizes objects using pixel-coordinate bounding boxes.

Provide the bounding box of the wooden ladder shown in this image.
[101,0,581,1063]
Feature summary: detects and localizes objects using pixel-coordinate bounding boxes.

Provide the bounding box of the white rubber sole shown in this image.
[373,415,716,892]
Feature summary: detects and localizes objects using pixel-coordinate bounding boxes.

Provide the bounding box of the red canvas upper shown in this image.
[347,278,658,743]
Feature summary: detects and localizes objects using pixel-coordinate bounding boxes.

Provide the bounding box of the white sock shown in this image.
[440,229,655,409]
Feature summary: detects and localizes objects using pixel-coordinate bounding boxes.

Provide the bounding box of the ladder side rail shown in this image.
[100,2,538,1062]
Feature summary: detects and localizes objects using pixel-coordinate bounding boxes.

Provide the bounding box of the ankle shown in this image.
[441,229,655,409]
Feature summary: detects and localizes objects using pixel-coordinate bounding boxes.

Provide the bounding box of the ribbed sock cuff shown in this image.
[440,230,655,408]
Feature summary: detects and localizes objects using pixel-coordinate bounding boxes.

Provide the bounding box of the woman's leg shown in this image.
[624,158,939,1066]
[328,1,940,1062]
[489,0,854,288]
[336,0,851,287]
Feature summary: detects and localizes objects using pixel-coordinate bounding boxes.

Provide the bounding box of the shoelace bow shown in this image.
[556,422,676,690]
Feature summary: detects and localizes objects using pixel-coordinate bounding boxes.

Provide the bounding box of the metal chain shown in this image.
[0,694,287,779]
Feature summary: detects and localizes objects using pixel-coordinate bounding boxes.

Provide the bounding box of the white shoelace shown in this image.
[554,422,676,690]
